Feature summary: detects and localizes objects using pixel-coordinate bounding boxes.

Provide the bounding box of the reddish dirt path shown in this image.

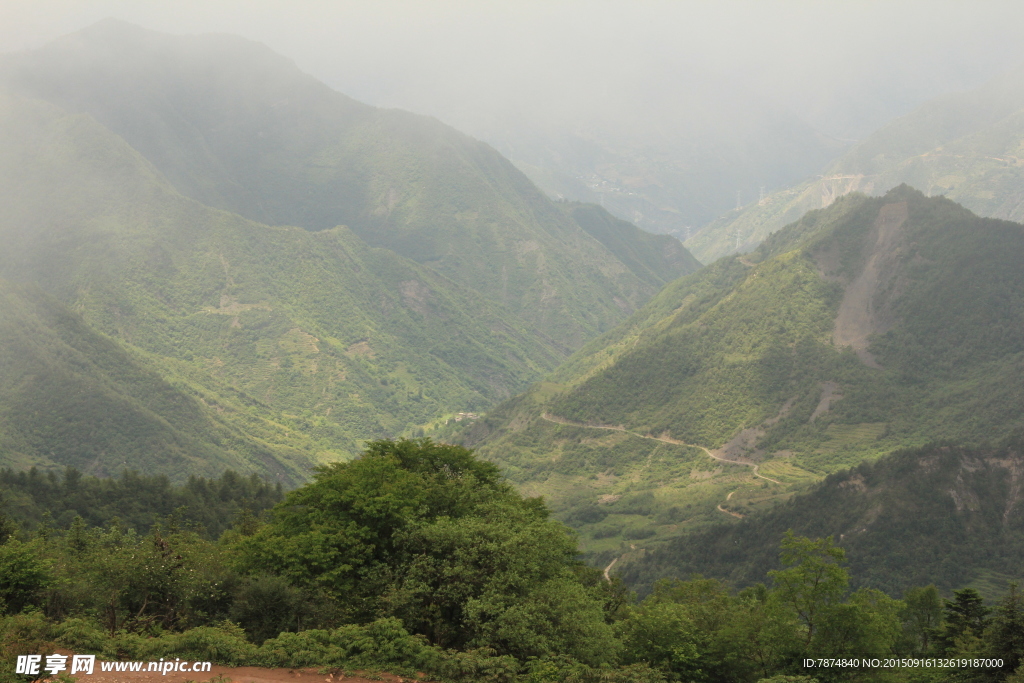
[54,666,419,683]
[717,490,744,519]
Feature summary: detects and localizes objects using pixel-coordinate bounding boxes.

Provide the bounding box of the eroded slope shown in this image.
[464,187,1024,562]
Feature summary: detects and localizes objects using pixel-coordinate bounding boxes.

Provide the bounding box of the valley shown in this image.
[0,22,697,480]
[538,411,783,487]
[538,411,786,525]
[3,10,1024,682]
[461,186,1024,590]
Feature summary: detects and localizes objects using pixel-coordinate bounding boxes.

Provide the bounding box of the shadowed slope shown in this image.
[0,87,572,471]
[1,19,700,348]
[619,441,1024,598]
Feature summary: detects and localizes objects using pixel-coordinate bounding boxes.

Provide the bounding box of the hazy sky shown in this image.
[4,0,1024,139]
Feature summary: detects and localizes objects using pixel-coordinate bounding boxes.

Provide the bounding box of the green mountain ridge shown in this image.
[0,23,700,478]
[689,62,1024,263]
[1,19,699,349]
[461,187,1024,566]
[555,202,701,287]
[0,87,556,475]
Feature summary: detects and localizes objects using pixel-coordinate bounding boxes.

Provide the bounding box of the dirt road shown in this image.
[539,413,781,522]
[539,413,781,483]
[48,665,415,683]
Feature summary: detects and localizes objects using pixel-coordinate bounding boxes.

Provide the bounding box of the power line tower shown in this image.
[735,189,742,211]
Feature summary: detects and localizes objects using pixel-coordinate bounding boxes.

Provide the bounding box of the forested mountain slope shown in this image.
[462,187,1024,562]
[0,466,283,537]
[0,20,699,349]
[0,278,318,482]
[558,202,701,288]
[690,63,1024,263]
[619,440,1024,598]
[0,87,578,474]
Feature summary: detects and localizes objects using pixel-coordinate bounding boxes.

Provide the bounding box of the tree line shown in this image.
[2,440,1024,682]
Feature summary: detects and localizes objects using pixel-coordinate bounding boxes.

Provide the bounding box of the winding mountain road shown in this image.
[543,413,786,581]
[603,556,618,581]
[539,413,781,484]
[717,490,743,518]
[543,413,784,581]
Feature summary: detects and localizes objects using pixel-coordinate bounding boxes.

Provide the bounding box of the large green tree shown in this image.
[235,439,618,663]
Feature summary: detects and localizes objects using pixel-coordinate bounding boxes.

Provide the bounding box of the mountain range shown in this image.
[460,70,846,237]
[0,277,318,483]
[1,20,698,348]
[461,186,1024,576]
[688,62,1024,263]
[5,18,1024,604]
[0,21,698,480]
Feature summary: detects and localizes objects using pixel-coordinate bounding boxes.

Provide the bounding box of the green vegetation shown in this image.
[1,19,699,350]
[559,202,703,288]
[619,440,1024,600]
[0,467,282,538]
[0,23,700,478]
[0,278,323,483]
[5,18,1024,682]
[0,440,656,682]
[464,188,1024,564]
[4,444,1024,682]
[0,87,563,476]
